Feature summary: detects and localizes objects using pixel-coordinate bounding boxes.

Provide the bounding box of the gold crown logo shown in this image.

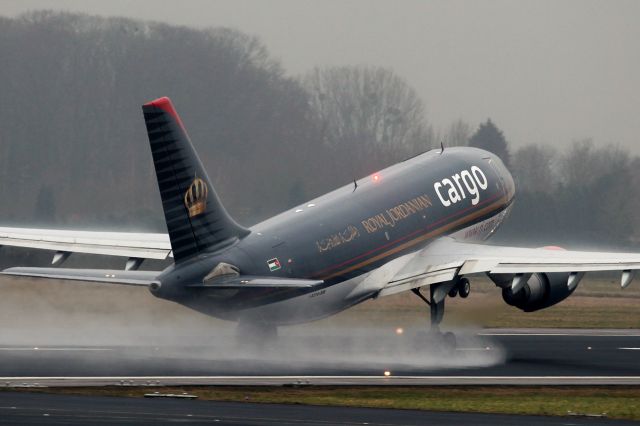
[184,177,208,218]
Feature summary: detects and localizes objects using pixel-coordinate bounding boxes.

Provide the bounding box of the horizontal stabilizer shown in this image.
[188,276,323,289]
[2,267,159,287]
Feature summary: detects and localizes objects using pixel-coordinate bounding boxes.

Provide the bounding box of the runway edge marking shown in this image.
[3,376,640,387]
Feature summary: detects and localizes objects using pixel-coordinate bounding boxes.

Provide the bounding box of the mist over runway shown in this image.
[1,329,639,386]
[1,279,638,385]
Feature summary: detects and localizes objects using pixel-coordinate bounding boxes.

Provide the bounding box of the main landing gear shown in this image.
[448,277,470,298]
[411,277,470,351]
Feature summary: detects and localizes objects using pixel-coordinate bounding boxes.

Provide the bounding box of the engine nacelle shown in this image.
[500,272,578,312]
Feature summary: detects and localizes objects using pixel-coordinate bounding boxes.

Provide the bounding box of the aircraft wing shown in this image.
[0,226,171,262]
[376,237,640,297]
[1,267,159,286]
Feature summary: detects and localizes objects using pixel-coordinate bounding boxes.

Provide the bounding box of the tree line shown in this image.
[0,11,638,249]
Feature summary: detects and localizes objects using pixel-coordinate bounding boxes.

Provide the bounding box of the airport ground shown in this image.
[1,275,638,334]
[0,276,639,423]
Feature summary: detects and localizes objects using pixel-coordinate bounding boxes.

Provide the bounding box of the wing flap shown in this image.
[378,266,458,297]
[2,267,159,286]
[390,260,464,285]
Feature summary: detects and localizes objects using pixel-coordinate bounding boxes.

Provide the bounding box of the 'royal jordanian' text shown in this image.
[361,194,433,234]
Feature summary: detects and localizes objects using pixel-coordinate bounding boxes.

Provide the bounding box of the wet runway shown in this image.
[1,328,639,386]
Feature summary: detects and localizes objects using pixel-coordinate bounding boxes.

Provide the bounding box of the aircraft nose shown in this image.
[501,164,516,201]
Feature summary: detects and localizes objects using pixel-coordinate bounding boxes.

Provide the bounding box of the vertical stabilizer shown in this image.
[142,97,249,262]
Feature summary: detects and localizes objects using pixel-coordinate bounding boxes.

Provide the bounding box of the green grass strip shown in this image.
[11,386,640,421]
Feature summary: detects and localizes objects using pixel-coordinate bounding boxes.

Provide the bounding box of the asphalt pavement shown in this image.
[0,391,637,425]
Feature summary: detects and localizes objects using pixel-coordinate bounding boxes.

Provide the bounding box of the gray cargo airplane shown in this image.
[1,97,638,345]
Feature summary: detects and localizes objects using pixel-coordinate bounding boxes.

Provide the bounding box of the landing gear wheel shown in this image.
[448,287,458,298]
[458,278,470,298]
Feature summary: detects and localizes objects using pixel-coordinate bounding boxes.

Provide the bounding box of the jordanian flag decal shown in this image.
[267,258,281,272]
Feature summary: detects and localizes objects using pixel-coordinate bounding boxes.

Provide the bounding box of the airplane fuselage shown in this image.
[153,147,515,325]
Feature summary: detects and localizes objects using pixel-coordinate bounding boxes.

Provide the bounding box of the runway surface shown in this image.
[0,391,636,425]
[1,328,639,386]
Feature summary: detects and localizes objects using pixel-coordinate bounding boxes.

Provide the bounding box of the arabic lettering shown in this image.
[316,224,360,253]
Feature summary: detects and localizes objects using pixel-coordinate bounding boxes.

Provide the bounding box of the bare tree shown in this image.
[303,66,433,150]
[554,140,634,244]
[557,139,628,188]
[511,144,557,193]
[442,119,472,147]
[0,11,322,227]
[495,139,639,247]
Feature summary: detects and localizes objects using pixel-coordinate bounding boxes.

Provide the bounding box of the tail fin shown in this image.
[142,97,249,263]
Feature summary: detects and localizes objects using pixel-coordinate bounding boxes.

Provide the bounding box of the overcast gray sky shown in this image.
[2,0,639,152]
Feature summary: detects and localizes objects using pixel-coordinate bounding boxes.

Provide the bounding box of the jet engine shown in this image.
[497,272,579,312]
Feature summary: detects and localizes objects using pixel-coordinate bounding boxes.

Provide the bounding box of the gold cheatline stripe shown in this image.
[320,197,508,280]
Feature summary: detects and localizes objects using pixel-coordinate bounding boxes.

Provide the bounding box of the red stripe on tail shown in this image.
[143,97,187,131]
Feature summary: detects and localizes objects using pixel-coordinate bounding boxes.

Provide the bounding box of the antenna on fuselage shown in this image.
[352,179,358,192]
[440,141,445,155]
